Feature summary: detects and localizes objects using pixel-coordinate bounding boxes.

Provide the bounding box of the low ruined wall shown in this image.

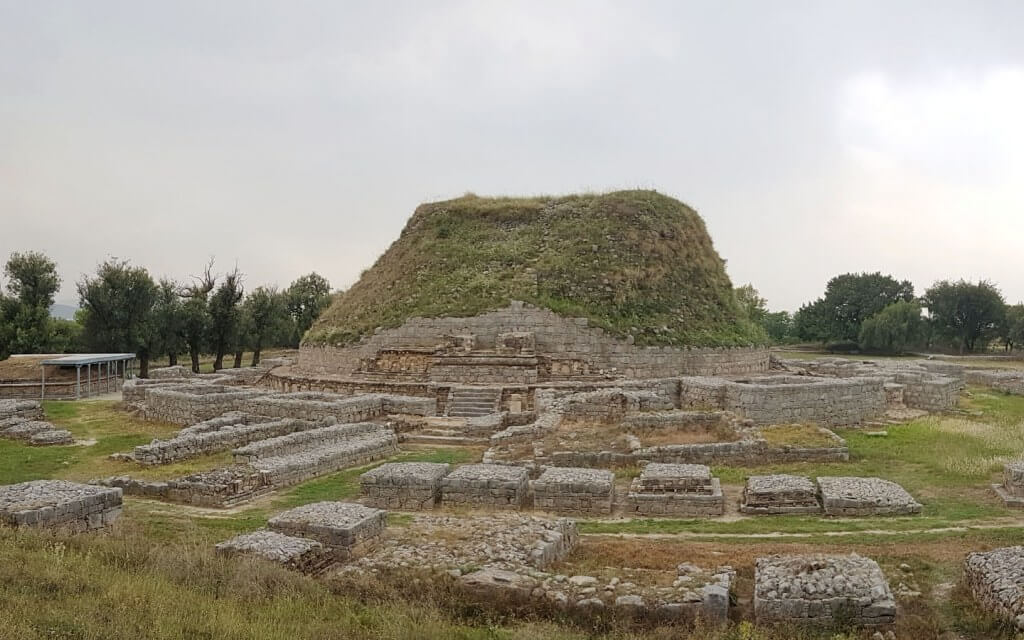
[722,377,886,426]
[232,422,383,462]
[897,375,961,411]
[968,370,1024,396]
[141,385,267,424]
[545,440,848,468]
[299,303,769,379]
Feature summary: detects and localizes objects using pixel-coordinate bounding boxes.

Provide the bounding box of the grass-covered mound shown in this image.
[307,190,765,347]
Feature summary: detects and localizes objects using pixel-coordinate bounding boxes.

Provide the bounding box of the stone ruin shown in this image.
[992,461,1024,508]
[754,554,896,626]
[359,462,451,510]
[215,530,333,574]
[741,474,821,515]
[964,546,1024,631]
[967,369,1024,396]
[268,502,387,560]
[626,463,724,517]
[0,480,122,532]
[817,476,922,516]
[440,464,530,510]
[0,399,72,446]
[532,467,614,516]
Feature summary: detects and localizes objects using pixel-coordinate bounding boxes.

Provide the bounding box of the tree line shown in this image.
[737,273,1024,355]
[0,251,333,376]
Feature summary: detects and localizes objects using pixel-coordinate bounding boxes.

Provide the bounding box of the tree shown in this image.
[180,260,216,373]
[923,279,1006,353]
[762,311,795,344]
[77,260,158,376]
[793,300,830,343]
[734,284,768,325]
[1003,304,1024,352]
[795,272,914,344]
[242,286,288,366]
[152,279,186,366]
[48,317,84,353]
[285,272,332,345]
[0,251,62,354]
[207,267,244,371]
[858,300,925,354]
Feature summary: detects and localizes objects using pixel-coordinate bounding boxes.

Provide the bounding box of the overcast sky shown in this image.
[2,1,1022,312]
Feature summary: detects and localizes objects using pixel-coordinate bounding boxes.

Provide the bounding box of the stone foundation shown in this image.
[992,461,1024,508]
[741,475,821,514]
[360,462,451,510]
[441,464,530,510]
[532,467,614,516]
[268,501,387,558]
[626,464,725,517]
[754,554,895,626]
[818,477,921,516]
[0,480,122,532]
[133,416,315,465]
[99,469,271,508]
[964,546,1024,631]
[215,530,333,573]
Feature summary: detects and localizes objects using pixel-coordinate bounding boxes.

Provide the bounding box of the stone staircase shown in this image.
[447,387,501,417]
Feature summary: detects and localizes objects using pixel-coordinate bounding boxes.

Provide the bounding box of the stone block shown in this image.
[360,462,451,510]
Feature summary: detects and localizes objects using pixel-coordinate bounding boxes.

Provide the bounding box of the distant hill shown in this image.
[49,303,78,320]
[307,190,766,348]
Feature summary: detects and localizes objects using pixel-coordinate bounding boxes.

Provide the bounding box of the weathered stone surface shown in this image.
[441,464,530,510]
[964,546,1024,630]
[360,462,451,510]
[0,480,122,532]
[29,429,73,445]
[533,467,614,516]
[818,477,921,516]
[755,554,895,626]
[741,474,821,515]
[626,463,724,517]
[268,501,386,553]
[215,529,332,573]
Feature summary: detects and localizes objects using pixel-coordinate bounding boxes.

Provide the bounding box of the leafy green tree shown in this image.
[734,284,768,325]
[48,317,84,353]
[858,301,925,354]
[1000,304,1024,352]
[207,268,244,371]
[77,260,158,376]
[923,279,1006,353]
[285,272,332,345]
[242,286,288,366]
[0,251,62,354]
[152,279,186,366]
[795,272,914,343]
[762,311,795,343]
[180,261,216,373]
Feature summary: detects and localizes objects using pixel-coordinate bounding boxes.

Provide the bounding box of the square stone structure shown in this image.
[993,461,1024,508]
[964,546,1024,631]
[215,530,333,573]
[360,462,451,510]
[755,554,896,626]
[440,464,529,510]
[818,477,921,516]
[741,475,821,515]
[268,501,386,556]
[0,480,122,532]
[627,463,724,517]
[533,467,614,516]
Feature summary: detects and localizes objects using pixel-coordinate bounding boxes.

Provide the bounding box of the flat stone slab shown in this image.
[268,501,386,550]
[964,546,1024,630]
[741,474,821,515]
[627,477,724,517]
[0,480,122,531]
[215,529,332,573]
[638,463,713,493]
[755,554,895,626]
[993,484,1024,509]
[360,462,451,510]
[818,476,921,516]
[29,429,73,446]
[533,467,614,516]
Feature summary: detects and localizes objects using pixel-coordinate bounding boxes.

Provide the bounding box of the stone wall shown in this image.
[0,480,122,532]
[141,385,267,424]
[132,416,315,465]
[100,469,271,508]
[964,546,1024,631]
[299,302,769,380]
[722,376,886,426]
[968,369,1024,396]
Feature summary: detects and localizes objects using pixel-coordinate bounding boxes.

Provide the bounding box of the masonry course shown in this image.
[0,480,122,531]
[360,462,451,510]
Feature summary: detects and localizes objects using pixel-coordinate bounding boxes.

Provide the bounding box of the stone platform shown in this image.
[754,554,895,626]
[818,477,921,516]
[532,467,614,516]
[360,462,451,510]
[993,461,1024,508]
[626,463,724,517]
[441,464,529,510]
[964,546,1024,631]
[215,530,333,573]
[741,474,821,515]
[268,501,386,557]
[0,480,122,532]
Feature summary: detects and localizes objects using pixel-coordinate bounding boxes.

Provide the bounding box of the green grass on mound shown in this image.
[307,191,766,348]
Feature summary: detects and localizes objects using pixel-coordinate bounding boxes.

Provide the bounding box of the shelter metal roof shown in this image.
[40,353,136,366]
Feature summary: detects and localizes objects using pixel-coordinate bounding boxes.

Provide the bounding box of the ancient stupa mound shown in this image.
[307,190,763,349]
